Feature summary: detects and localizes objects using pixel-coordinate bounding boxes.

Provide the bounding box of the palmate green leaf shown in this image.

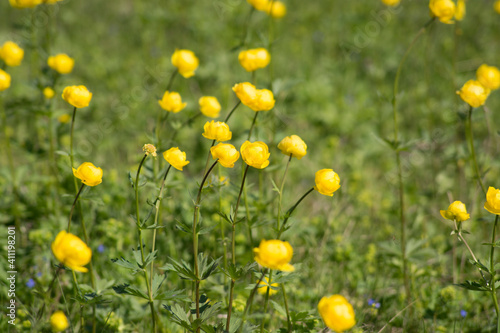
[163,304,193,331]
[272,272,298,285]
[455,280,489,292]
[221,262,256,281]
[152,273,166,296]
[175,219,193,234]
[200,301,222,321]
[111,256,140,272]
[161,258,198,281]
[198,254,221,280]
[470,259,490,273]
[201,322,225,333]
[112,284,149,300]
[270,300,286,317]
[132,248,143,266]
[155,289,190,302]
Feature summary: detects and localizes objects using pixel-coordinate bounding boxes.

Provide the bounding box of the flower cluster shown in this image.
[233,82,275,111]
[238,48,271,72]
[247,0,286,18]
[457,64,500,108]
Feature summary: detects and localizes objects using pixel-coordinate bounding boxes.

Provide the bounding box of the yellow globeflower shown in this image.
[318,295,356,333]
[47,54,75,75]
[62,85,92,108]
[457,80,490,108]
[9,0,42,8]
[277,135,307,159]
[254,89,275,111]
[73,162,103,186]
[163,147,190,171]
[199,96,221,118]
[254,239,294,272]
[233,82,258,107]
[314,169,341,197]
[0,41,24,67]
[238,48,271,72]
[0,69,11,91]
[476,64,500,90]
[51,231,92,272]
[440,201,470,222]
[429,0,456,24]
[247,0,269,11]
[454,0,465,21]
[381,0,400,6]
[158,91,186,113]
[171,49,199,78]
[485,187,500,215]
[257,277,279,296]
[266,1,286,18]
[241,141,270,169]
[43,87,55,99]
[495,0,500,14]
[50,311,69,332]
[202,121,232,142]
[58,114,71,124]
[210,143,240,168]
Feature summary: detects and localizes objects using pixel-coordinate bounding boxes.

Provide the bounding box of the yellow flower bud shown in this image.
[62,85,92,108]
[429,0,456,24]
[58,114,71,124]
[202,121,232,142]
[456,80,490,108]
[247,0,269,11]
[254,239,294,272]
[9,0,42,8]
[0,69,11,91]
[199,96,221,118]
[210,143,240,168]
[163,147,190,171]
[51,231,92,272]
[142,144,157,157]
[43,87,55,99]
[73,162,103,186]
[381,0,400,6]
[476,64,500,90]
[233,82,258,107]
[0,41,24,67]
[238,48,271,72]
[484,187,500,215]
[158,91,186,113]
[240,140,270,169]
[440,201,470,222]
[314,169,341,197]
[495,0,500,14]
[47,54,75,75]
[171,49,199,78]
[454,0,465,21]
[318,295,356,333]
[257,277,279,296]
[277,135,307,159]
[50,311,69,332]
[266,1,286,18]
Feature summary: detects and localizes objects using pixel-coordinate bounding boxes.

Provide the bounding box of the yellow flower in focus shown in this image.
[254,239,294,272]
[58,114,71,124]
[199,96,221,118]
[51,231,92,272]
[456,80,490,108]
[0,41,24,67]
[163,147,190,171]
[314,169,341,196]
[266,1,286,18]
[476,64,500,90]
[429,0,456,24]
[47,54,75,74]
[381,0,400,6]
[485,187,500,215]
[247,0,269,11]
[238,48,271,72]
[43,87,55,99]
[277,135,307,159]
[257,277,279,296]
[495,0,500,14]
[62,85,92,108]
[202,121,232,142]
[143,144,157,157]
[73,162,103,186]
[9,0,42,8]
[210,143,240,168]
[50,311,69,332]
[454,0,465,21]
[318,295,356,333]
[233,82,258,107]
[171,49,199,78]
[240,141,270,169]
[440,201,470,222]
[158,91,186,113]
[0,69,11,91]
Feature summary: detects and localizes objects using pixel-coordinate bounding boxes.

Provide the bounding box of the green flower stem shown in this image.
[238,271,265,333]
[465,105,487,195]
[240,7,255,48]
[277,155,292,231]
[247,112,259,141]
[267,0,276,91]
[67,183,85,233]
[243,185,254,246]
[260,270,273,333]
[490,215,500,332]
[224,100,242,123]
[170,112,202,143]
[69,106,77,170]
[278,187,314,239]
[453,220,488,284]
[218,165,228,273]
[166,69,178,92]
[154,111,170,178]
[71,270,85,329]
[281,283,292,333]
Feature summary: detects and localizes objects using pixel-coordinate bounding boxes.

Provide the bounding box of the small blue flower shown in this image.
[374,302,381,309]
[460,309,467,318]
[26,279,35,288]
[97,244,105,253]
[36,272,42,277]
[368,298,374,306]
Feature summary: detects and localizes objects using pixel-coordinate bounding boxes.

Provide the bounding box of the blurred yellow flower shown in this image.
[43,87,55,99]
[48,54,75,74]
[429,0,456,24]
[9,0,42,8]
[44,0,64,4]
[257,277,279,296]
[440,201,470,222]
[314,169,341,196]
[495,0,500,14]
[457,80,490,108]
[476,64,500,90]
[171,49,199,78]
[73,162,103,186]
[0,41,24,67]
[254,239,294,272]
[199,96,221,118]
[241,141,270,169]
[485,187,500,215]
[247,0,268,11]
[318,295,356,332]
[142,144,157,157]
[0,69,11,91]
[254,89,275,111]
[158,91,186,113]
[50,311,69,332]
[238,48,271,72]
[233,82,258,107]
[202,120,232,142]
[277,135,307,159]
[381,0,400,6]
[210,143,240,168]
[266,1,286,18]
[62,85,92,108]
[454,0,465,21]
[58,114,71,124]
[51,230,92,272]
[163,147,190,171]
